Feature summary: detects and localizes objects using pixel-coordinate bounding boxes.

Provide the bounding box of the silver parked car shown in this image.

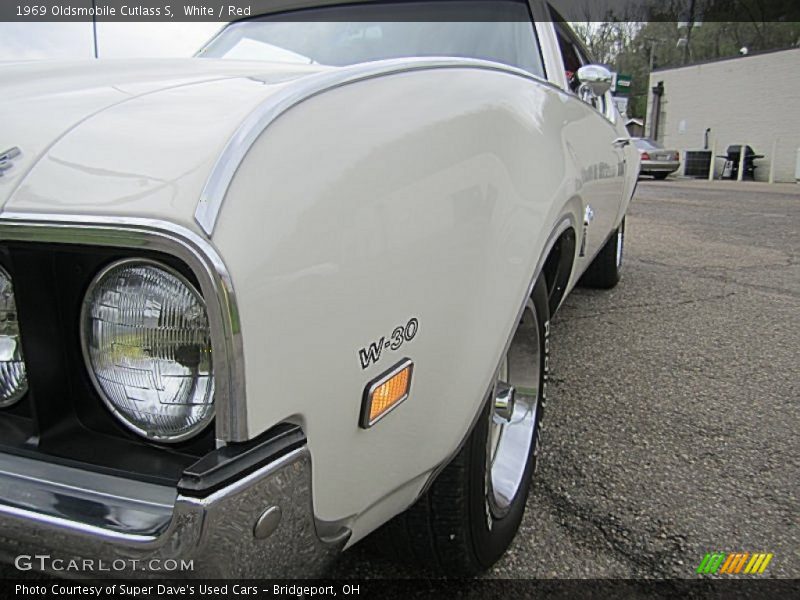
[634,137,680,179]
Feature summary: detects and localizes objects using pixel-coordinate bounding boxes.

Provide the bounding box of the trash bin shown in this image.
[685,150,712,178]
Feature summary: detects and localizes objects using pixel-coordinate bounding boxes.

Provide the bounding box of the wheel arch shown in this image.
[415,212,577,499]
[541,227,577,315]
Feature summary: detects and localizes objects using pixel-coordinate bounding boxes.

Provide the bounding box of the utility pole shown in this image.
[682,0,697,65]
[91,0,99,58]
[641,38,658,135]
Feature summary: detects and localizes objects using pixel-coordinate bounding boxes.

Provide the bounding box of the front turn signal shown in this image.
[360,359,413,428]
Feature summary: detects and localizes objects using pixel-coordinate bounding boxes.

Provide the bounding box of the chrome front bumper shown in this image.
[0,447,345,578]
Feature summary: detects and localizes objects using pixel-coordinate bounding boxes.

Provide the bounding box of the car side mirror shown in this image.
[576,65,613,99]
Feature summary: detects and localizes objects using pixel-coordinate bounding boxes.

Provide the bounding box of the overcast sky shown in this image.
[0,22,223,60]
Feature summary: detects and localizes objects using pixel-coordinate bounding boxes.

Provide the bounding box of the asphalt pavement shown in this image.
[331,179,800,579]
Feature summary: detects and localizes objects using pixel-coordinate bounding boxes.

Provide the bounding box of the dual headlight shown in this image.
[81,259,215,443]
[0,259,215,443]
[0,266,27,408]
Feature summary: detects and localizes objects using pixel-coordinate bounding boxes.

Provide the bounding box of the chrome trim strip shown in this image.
[0,212,248,442]
[194,57,554,236]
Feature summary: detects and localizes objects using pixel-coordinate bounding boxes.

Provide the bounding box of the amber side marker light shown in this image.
[360,358,413,428]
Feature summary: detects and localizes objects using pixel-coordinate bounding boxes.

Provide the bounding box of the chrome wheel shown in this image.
[487,304,541,519]
[378,281,548,575]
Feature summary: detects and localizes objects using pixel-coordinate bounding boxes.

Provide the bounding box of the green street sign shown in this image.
[613,73,632,95]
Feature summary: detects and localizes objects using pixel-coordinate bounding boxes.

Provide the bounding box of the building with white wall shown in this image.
[646,47,800,182]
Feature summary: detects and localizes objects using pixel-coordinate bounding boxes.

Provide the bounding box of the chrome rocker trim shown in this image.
[0,447,345,578]
[195,56,552,236]
[0,212,248,443]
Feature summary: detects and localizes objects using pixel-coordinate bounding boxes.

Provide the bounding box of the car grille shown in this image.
[0,241,214,484]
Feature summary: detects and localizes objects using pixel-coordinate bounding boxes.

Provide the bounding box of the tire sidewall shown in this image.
[466,278,549,568]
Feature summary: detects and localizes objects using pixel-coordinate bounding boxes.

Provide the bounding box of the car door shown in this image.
[537,6,627,267]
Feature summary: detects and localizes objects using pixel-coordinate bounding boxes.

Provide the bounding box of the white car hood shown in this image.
[0,58,325,232]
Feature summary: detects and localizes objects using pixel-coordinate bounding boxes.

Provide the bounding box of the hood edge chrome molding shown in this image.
[194,56,549,236]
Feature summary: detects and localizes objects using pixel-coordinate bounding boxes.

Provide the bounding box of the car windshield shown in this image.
[634,138,665,150]
[198,1,544,76]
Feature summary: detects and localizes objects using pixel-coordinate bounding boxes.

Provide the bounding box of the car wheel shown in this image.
[374,278,549,575]
[579,217,625,289]
[653,172,669,180]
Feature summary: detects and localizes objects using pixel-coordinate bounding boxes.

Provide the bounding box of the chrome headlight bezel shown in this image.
[80,257,215,444]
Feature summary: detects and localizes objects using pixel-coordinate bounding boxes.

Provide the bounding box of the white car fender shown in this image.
[210,62,594,540]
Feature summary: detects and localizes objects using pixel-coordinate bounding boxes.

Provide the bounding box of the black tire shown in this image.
[653,172,669,180]
[579,217,625,289]
[373,278,549,576]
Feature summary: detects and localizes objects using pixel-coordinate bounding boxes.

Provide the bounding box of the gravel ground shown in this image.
[1,180,797,583]
[330,179,800,579]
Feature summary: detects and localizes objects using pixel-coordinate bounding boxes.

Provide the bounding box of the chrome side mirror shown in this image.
[576,65,613,100]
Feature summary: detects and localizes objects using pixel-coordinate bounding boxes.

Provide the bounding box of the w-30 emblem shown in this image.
[358,317,419,369]
[0,147,21,177]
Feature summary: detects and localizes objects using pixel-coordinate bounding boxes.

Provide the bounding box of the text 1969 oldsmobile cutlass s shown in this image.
[0,0,638,577]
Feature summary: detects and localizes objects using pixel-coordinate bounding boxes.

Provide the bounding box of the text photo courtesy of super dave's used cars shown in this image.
[0,0,638,579]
